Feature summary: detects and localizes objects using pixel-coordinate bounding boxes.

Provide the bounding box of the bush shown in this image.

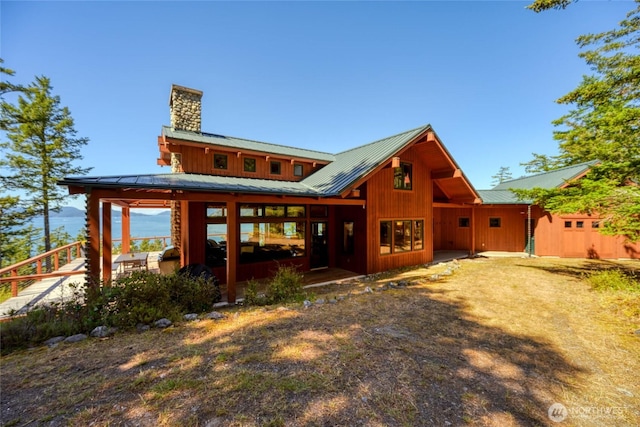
[586,269,640,292]
[0,270,221,354]
[244,265,306,306]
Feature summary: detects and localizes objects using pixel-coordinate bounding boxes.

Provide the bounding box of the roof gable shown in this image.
[301,125,432,195]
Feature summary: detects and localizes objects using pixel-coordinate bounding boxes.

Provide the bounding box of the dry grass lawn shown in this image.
[1,257,639,426]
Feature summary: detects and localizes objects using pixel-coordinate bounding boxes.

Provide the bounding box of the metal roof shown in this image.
[301,125,432,195]
[477,190,531,205]
[492,160,598,190]
[59,173,323,197]
[162,126,335,162]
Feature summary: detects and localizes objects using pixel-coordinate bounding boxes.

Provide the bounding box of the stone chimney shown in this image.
[169,84,203,132]
[168,85,202,253]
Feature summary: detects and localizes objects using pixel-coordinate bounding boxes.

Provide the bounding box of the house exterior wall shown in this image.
[534,212,640,259]
[473,206,528,253]
[365,146,433,274]
[433,207,473,251]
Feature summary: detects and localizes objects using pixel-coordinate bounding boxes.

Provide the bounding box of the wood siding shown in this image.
[534,213,640,259]
[473,206,527,253]
[433,207,473,251]
[175,145,322,181]
[365,147,433,273]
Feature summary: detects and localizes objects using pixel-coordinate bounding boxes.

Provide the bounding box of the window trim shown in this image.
[243,157,257,173]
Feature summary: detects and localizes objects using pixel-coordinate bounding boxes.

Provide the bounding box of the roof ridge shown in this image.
[334,124,431,156]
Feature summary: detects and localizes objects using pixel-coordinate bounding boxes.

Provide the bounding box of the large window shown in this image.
[206,203,228,268]
[394,162,412,190]
[239,204,307,264]
[380,219,424,255]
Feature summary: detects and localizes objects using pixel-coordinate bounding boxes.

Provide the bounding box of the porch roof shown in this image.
[477,189,531,205]
[59,172,324,197]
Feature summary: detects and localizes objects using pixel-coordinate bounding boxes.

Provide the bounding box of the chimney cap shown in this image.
[169,84,203,105]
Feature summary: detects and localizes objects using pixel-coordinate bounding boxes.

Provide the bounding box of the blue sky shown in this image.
[1,1,633,210]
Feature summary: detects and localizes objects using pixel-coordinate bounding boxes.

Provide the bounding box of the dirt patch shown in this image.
[1,257,638,426]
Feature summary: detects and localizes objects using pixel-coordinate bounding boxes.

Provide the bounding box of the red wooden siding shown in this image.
[171,145,323,181]
[473,206,527,253]
[433,207,473,251]
[365,146,433,273]
[534,213,640,259]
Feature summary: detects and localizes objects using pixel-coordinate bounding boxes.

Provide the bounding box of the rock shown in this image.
[64,334,88,343]
[154,318,172,328]
[303,300,313,308]
[398,280,409,287]
[206,311,225,320]
[364,286,373,294]
[315,298,325,305]
[328,299,337,304]
[184,313,198,321]
[137,324,150,333]
[44,336,65,347]
[90,325,115,338]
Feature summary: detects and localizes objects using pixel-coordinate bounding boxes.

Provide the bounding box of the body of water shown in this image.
[44,214,171,241]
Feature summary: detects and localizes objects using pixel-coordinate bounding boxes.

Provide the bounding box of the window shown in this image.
[240,205,263,217]
[380,219,424,255]
[214,154,228,170]
[270,161,281,175]
[394,162,413,190]
[265,206,285,217]
[458,217,470,228]
[287,206,306,217]
[564,221,572,228]
[489,217,501,228]
[413,220,424,251]
[592,221,600,229]
[244,157,256,172]
[576,221,584,229]
[293,163,304,176]
[207,204,227,218]
[380,221,392,255]
[240,222,305,263]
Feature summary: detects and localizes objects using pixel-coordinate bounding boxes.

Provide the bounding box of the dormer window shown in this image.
[394,162,412,190]
[293,163,303,177]
[270,161,282,175]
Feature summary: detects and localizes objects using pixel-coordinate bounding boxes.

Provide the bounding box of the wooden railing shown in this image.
[0,242,85,297]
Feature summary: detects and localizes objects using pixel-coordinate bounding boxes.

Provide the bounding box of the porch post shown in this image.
[121,207,131,254]
[226,200,237,303]
[102,202,112,284]
[470,206,476,256]
[86,190,101,289]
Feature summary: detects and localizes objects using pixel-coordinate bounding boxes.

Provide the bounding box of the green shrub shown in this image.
[244,265,306,306]
[0,270,221,354]
[586,269,640,292]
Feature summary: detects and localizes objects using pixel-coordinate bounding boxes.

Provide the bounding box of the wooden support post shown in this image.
[102,202,112,284]
[470,206,476,256]
[87,190,101,289]
[226,200,237,303]
[122,207,131,254]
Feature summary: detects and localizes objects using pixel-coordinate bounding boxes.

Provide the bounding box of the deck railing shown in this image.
[0,236,174,300]
[0,242,85,297]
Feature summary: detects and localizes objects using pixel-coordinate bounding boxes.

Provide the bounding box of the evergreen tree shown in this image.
[0,76,92,270]
[491,166,513,187]
[518,1,640,242]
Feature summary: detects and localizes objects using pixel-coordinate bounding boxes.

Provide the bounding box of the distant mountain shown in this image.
[49,206,170,218]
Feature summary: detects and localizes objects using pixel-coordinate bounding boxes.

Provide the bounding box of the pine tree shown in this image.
[491,166,513,187]
[519,1,640,242]
[0,76,92,270]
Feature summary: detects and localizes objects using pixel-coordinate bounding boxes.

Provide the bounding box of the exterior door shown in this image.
[310,222,329,269]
